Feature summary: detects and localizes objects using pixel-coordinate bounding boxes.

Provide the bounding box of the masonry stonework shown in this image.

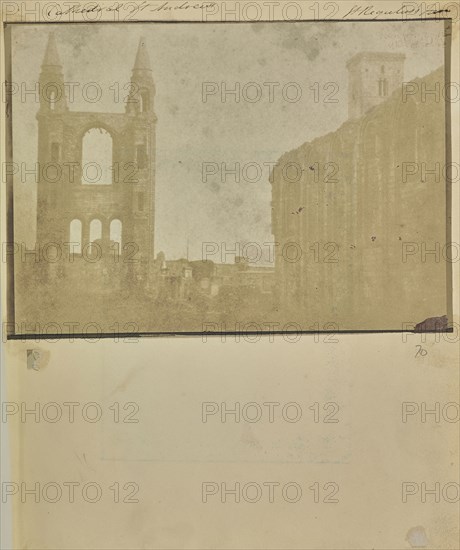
[271,60,448,328]
[36,33,156,288]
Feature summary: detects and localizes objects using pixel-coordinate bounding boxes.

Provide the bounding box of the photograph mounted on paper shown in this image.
[6,20,453,335]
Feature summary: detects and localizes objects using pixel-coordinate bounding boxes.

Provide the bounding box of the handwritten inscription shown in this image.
[342,4,451,20]
[45,1,218,20]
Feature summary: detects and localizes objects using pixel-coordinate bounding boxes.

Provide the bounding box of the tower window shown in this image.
[378,78,388,97]
[49,90,56,111]
[69,219,82,255]
[89,219,102,254]
[82,128,113,185]
[136,145,147,169]
[138,192,144,211]
[140,90,150,112]
[51,142,60,162]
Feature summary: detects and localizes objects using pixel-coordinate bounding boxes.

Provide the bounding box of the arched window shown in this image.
[81,128,113,185]
[110,219,122,255]
[89,219,102,253]
[49,89,56,111]
[140,90,150,113]
[69,219,82,254]
[378,78,389,97]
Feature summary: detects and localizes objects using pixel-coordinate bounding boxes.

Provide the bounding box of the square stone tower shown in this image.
[347,52,405,119]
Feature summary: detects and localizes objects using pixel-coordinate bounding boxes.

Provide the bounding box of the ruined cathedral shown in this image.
[17,36,448,332]
[271,52,448,329]
[18,32,274,332]
[36,33,156,289]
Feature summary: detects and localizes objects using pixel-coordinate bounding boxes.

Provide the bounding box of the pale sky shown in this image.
[12,21,445,260]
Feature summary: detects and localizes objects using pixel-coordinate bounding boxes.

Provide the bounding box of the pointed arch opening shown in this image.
[81,128,113,185]
[49,89,56,111]
[89,219,102,254]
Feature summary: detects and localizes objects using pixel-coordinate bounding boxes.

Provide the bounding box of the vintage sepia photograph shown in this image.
[1,7,459,550]
[7,20,452,334]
